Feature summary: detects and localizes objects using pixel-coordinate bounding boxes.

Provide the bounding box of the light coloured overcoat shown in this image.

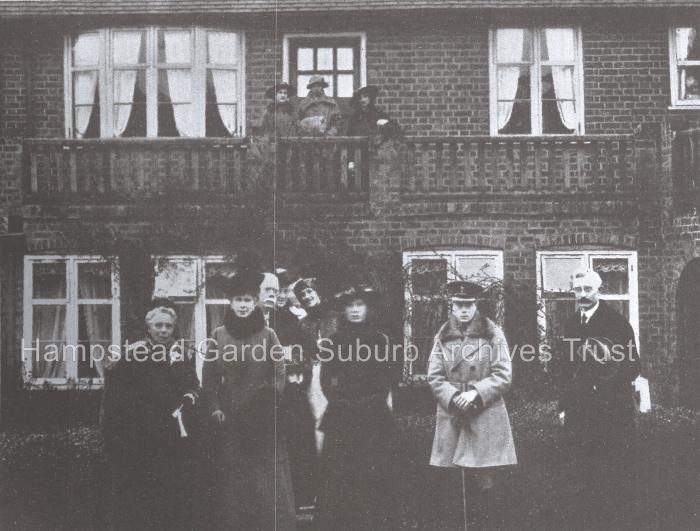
[428,312,517,468]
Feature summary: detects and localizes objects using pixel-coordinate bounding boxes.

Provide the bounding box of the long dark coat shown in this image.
[101,339,200,531]
[270,306,319,508]
[427,313,517,468]
[202,307,296,531]
[315,320,400,531]
[556,300,641,451]
[260,101,299,137]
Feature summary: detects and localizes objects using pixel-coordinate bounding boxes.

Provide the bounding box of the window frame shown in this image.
[488,26,585,136]
[669,26,700,108]
[22,255,121,390]
[64,27,246,138]
[402,249,504,379]
[282,32,367,99]
[153,255,234,382]
[536,250,639,347]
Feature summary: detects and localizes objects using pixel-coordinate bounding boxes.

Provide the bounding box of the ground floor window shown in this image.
[402,250,504,377]
[153,256,236,381]
[536,250,639,356]
[22,256,120,388]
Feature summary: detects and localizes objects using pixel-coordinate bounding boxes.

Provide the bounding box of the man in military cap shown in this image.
[554,268,641,528]
[427,281,516,530]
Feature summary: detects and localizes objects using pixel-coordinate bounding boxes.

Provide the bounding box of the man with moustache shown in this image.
[555,268,641,529]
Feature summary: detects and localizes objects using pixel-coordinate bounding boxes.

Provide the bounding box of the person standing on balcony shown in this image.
[553,268,640,529]
[102,303,200,531]
[260,82,299,137]
[315,285,400,531]
[347,85,400,140]
[297,76,341,136]
[427,281,517,531]
[202,271,296,531]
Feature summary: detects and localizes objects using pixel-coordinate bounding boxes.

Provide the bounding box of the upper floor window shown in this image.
[23,256,120,389]
[670,27,700,107]
[283,33,366,99]
[490,27,584,135]
[66,27,245,138]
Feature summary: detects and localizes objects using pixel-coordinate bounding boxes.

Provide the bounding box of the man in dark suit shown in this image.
[555,268,641,528]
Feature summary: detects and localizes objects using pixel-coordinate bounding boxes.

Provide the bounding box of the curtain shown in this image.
[163,32,197,137]
[112,32,143,137]
[78,266,113,378]
[33,305,67,379]
[544,29,579,131]
[677,28,696,99]
[73,72,98,138]
[72,33,100,138]
[207,32,238,135]
[496,29,526,130]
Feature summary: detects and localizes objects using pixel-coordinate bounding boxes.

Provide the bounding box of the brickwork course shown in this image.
[1,4,700,415]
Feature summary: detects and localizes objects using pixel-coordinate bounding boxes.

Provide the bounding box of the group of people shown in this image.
[101,264,640,530]
[259,77,400,139]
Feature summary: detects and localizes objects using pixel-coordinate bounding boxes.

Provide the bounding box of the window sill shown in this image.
[669,105,700,111]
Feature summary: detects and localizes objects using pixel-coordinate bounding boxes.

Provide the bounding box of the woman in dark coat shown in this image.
[347,85,400,139]
[260,82,299,137]
[315,285,399,531]
[102,304,200,531]
[202,271,296,531]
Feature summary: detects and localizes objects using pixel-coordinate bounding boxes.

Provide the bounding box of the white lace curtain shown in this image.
[112,31,143,137]
[544,28,579,132]
[163,31,197,137]
[677,28,698,99]
[496,29,525,131]
[208,32,238,135]
[72,33,99,138]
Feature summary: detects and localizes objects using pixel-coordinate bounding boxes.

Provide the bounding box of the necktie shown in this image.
[581,312,588,325]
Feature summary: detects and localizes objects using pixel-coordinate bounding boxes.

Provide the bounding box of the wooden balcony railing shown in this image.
[672,128,700,212]
[23,137,370,202]
[399,135,636,197]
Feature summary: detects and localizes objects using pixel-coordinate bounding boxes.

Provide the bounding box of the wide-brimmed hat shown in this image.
[446,281,483,302]
[307,75,329,89]
[334,284,381,308]
[227,271,264,298]
[265,82,296,100]
[293,277,318,301]
[351,85,379,105]
[275,267,295,288]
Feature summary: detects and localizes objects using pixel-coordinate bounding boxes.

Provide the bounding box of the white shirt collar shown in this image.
[581,301,600,322]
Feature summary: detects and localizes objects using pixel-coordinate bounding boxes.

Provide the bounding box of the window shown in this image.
[489,27,584,135]
[284,33,366,99]
[65,27,245,138]
[403,250,504,377]
[153,256,236,381]
[23,257,120,388]
[670,27,700,107]
[536,251,639,353]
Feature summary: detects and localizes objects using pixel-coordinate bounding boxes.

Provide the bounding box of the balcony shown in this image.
[22,134,640,208]
[22,137,370,204]
[399,135,636,199]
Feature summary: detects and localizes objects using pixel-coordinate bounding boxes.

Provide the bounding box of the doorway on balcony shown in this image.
[677,258,700,409]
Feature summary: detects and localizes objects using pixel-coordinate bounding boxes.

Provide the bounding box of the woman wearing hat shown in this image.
[297,76,341,136]
[260,82,299,137]
[347,85,400,139]
[202,271,296,530]
[427,281,517,530]
[315,285,400,531]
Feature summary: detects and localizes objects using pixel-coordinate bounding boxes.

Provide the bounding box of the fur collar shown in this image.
[223,306,266,339]
[438,311,495,343]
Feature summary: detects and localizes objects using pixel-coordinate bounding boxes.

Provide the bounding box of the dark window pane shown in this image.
[78,262,112,299]
[541,68,576,134]
[33,263,66,299]
[497,66,531,134]
[680,66,700,100]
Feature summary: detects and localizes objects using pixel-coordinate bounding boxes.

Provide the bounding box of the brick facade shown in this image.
[2,8,700,417]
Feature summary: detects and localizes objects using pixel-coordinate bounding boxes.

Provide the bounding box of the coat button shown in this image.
[470,366,476,371]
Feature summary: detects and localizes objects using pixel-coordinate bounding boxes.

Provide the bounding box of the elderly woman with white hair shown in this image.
[102,301,200,531]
